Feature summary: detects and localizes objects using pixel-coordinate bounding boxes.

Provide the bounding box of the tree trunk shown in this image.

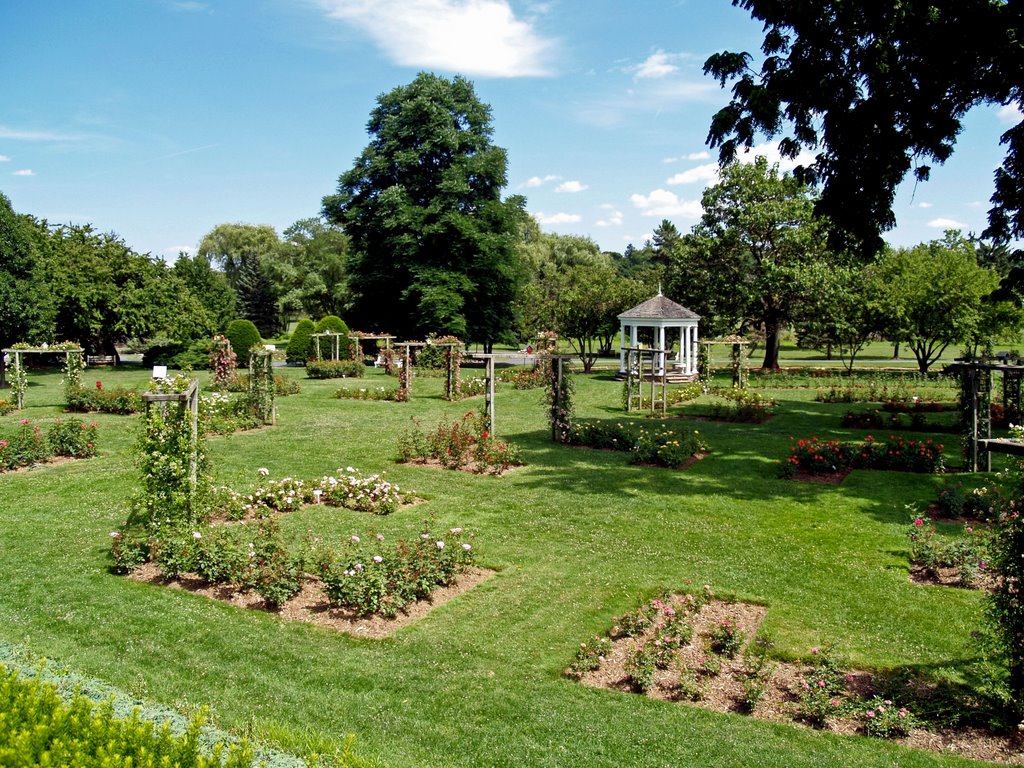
[892,342,900,359]
[761,322,783,369]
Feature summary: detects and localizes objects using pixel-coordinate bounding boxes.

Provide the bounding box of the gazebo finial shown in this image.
[657,281,663,296]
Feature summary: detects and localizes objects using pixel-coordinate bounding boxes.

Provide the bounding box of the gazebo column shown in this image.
[690,325,699,375]
[656,325,666,374]
[619,323,627,374]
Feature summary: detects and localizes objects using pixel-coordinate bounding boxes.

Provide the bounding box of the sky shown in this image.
[2,0,1021,261]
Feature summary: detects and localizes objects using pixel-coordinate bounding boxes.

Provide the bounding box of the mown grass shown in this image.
[0,362,1001,767]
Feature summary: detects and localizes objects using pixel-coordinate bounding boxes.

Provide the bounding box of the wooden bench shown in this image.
[86,355,116,366]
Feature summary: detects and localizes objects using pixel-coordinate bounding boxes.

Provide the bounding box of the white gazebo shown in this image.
[617,293,700,380]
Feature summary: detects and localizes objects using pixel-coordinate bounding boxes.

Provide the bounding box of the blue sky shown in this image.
[3,0,1020,261]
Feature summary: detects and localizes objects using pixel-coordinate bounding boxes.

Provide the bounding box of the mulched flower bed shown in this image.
[568,593,1024,764]
[129,563,494,639]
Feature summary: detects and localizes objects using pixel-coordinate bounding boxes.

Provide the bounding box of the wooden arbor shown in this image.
[623,347,669,415]
[949,360,1024,471]
[312,332,349,362]
[1,346,85,409]
[141,378,201,518]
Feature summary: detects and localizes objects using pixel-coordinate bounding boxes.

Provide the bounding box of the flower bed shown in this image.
[0,418,98,471]
[334,385,403,402]
[908,516,992,588]
[115,521,476,623]
[398,412,523,474]
[65,383,143,414]
[562,591,1016,756]
[305,359,365,379]
[840,408,956,433]
[565,421,709,468]
[781,435,945,477]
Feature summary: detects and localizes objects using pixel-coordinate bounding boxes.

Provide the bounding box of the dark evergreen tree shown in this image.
[235,254,279,337]
[323,72,526,345]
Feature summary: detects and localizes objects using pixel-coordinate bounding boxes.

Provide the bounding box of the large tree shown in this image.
[0,193,51,348]
[704,1,1024,253]
[667,157,834,369]
[197,223,280,289]
[268,217,351,320]
[322,72,526,348]
[875,232,1001,372]
[172,252,236,332]
[42,224,212,356]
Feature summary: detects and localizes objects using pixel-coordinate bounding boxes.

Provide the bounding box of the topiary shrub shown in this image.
[225,320,262,362]
[313,315,354,359]
[286,318,315,365]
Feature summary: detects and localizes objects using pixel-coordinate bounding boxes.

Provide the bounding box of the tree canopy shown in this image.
[704,1,1024,253]
[666,157,834,368]
[322,72,527,348]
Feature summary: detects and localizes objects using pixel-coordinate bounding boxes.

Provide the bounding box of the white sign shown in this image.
[152,365,168,379]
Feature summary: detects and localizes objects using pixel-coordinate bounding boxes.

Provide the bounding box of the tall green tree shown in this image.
[322,72,527,348]
[0,193,51,347]
[172,252,236,331]
[235,254,280,338]
[704,1,1024,253]
[875,232,1000,372]
[42,225,212,356]
[268,217,351,320]
[197,223,280,289]
[667,157,833,369]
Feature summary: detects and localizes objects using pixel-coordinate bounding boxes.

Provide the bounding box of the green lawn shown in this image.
[0,363,1000,767]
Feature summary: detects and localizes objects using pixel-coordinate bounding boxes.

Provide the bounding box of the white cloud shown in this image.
[596,208,623,227]
[163,245,195,256]
[663,151,710,164]
[0,126,87,141]
[555,180,588,193]
[927,217,965,229]
[917,202,933,209]
[12,169,35,176]
[967,200,985,209]
[535,211,581,225]
[0,155,9,162]
[522,174,560,188]
[632,50,680,79]
[737,142,817,173]
[666,162,719,186]
[314,0,557,77]
[998,103,1023,124]
[629,189,702,219]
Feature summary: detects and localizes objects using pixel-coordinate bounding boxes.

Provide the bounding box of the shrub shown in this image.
[624,645,657,692]
[334,385,402,401]
[794,646,849,727]
[565,420,709,468]
[0,398,15,416]
[286,318,315,364]
[708,618,745,658]
[46,418,98,457]
[0,418,99,471]
[782,435,944,477]
[306,359,365,379]
[566,636,614,678]
[225,320,262,362]
[398,412,524,474]
[316,526,476,618]
[66,384,142,414]
[0,667,256,768]
[861,696,918,738]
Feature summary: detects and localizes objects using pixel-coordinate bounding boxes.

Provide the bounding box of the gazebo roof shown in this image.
[618,294,700,321]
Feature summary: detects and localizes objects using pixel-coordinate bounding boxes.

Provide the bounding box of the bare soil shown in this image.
[572,595,1024,764]
[129,564,494,639]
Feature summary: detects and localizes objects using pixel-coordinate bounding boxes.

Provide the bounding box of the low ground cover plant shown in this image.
[0,665,257,768]
[781,435,945,477]
[707,388,776,423]
[0,418,98,471]
[397,412,523,474]
[566,420,709,468]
